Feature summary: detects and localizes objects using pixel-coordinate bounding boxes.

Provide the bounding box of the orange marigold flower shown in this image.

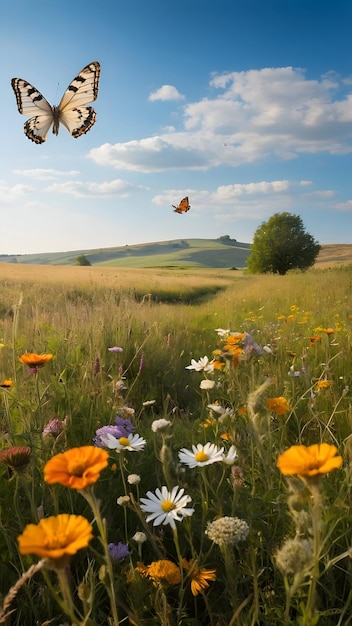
[324,328,334,335]
[19,352,53,368]
[182,558,216,596]
[44,446,109,490]
[277,443,342,478]
[0,378,14,388]
[316,380,332,390]
[145,560,181,585]
[237,405,247,416]
[266,397,291,415]
[309,335,321,346]
[18,513,93,563]
[225,333,245,345]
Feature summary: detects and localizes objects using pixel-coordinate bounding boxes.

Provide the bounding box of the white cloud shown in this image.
[0,181,33,203]
[89,67,352,173]
[13,169,80,180]
[148,85,185,101]
[46,178,148,197]
[335,200,352,212]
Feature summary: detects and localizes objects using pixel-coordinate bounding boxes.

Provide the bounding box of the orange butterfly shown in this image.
[172,196,191,214]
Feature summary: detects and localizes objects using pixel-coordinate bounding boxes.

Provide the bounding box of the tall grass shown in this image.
[0,264,351,625]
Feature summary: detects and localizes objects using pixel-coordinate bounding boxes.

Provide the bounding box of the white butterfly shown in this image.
[11,61,101,144]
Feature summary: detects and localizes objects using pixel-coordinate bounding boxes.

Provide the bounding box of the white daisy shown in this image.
[185,356,214,372]
[100,432,146,452]
[215,328,230,337]
[178,443,224,468]
[140,485,194,530]
[222,445,238,465]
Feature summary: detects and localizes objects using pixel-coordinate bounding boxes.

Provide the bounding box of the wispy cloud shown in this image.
[148,84,185,101]
[47,179,148,197]
[89,67,352,173]
[13,169,80,180]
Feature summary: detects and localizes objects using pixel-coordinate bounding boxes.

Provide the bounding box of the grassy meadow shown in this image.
[0,262,351,625]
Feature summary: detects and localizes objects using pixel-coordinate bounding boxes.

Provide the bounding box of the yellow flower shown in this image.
[44,446,109,490]
[19,352,53,368]
[277,443,342,478]
[316,380,332,390]
[18,514,93,562]
[0,379,14,388]
[142,560,181,585]
[182,558,216,596]
[266,397,291,415]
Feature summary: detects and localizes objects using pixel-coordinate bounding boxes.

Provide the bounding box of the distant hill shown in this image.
[0,239,350,269]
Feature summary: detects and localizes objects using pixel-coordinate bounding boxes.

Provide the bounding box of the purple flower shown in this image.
[43,418,65,438]
[242,333,264,357]
[94,357,100,374]
[108,346,123,353]
[115,417,135,436]
[94,418,135,447]
[108,542,130,561]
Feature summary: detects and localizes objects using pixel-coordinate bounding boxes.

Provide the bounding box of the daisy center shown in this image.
[195,451,209,462]
[119,437,130,447]
[161,499,176,513]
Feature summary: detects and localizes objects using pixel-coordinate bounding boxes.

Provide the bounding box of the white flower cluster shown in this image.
[205,516,249,546]
[274,537,313,575]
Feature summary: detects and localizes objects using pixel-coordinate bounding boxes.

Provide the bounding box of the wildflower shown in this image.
[215,328,230,337]
[114,379,127,392]
[145,560,181,585]
[140,485,194,530]
[133,531,147,544]
[316,379,332,390]
[222,445,238,465]
[151,418,171,432]
[142,400,156,406]
[117,406,135,418]
[19,352,53,373]
[127,473,141,484]
[242,333,264,357]
[108,346,123,353]
[185,356,214,372]
[266,397,291,415]
[138,353,145,374]
[274,537,313,575]
[115,416,135,433]
[44,446,109,490]
[93,357,100,374]
[18,514,93,564]
[0,379,14,388]
[182,558,216,596]
[117,495,130,506]
[43,418,65,438]
[0,446,31,473]
[178,443,224,468]
[277,443,342,478]
[100,433,146,452]
[108,542,130,561]
[205,516,249,546]
[207,402,233,418]
[309,335,321,346]
[200,379,215,390]
[94,418,135,447]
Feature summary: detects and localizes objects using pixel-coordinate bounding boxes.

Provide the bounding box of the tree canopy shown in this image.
[246,212,320,275]
[75,254,91,266]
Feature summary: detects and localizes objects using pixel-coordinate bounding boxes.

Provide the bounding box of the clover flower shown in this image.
[108,346,123,353]
[133,531,147,544]
[200,379,215,390]
[43,418,65,438]
[205,516,249,546]
[140,485,194,530]
[127,473,141,484]
[178,443,225,468]
[44,446,109,490]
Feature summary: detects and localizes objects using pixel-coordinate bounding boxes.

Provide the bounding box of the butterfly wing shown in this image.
[11,78,54,144]
[57,61,100,138]
[172,197,191,213]
[11,61,100,143]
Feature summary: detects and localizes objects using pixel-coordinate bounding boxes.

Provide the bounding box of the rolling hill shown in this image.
[0,239,350,269]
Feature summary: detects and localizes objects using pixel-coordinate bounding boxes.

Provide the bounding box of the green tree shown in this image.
[75,254,91,266]
[246,212,320,275]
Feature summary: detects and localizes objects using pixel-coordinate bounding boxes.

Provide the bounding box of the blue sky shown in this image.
[1,0,352,254]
